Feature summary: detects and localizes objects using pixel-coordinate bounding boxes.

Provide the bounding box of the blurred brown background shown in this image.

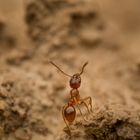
[0,0,140,139]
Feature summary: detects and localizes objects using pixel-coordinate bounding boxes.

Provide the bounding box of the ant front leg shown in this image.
[80,96,93,113]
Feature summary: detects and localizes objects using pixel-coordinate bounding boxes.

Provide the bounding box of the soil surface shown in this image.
[0,0,140,140]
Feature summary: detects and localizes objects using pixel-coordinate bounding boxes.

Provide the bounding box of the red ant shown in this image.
[49,61,93,132]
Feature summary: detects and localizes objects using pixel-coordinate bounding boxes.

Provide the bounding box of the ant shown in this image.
[49,61,93,132]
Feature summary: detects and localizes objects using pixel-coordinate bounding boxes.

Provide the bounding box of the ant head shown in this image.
[69,62,88,89]
[69,73,81,89]
[49,61,88,89]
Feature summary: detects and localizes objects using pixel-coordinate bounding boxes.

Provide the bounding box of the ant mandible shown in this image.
[49,61,93,132]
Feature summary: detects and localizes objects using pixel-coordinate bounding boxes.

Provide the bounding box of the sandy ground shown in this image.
[0,0,140,139]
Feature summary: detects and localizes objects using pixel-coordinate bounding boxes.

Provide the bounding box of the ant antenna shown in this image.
[49,61,72,77]
[79,62,88,75]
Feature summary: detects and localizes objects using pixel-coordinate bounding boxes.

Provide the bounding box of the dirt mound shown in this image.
[0,79,48,140]
[57,104,140,140]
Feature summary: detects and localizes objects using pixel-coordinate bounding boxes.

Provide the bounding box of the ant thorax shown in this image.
[69,74,81,89]
[70,89,80,102]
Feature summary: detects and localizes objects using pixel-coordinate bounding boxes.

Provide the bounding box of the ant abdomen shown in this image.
[64,105,76,123]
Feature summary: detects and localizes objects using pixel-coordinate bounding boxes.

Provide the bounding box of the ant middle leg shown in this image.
[72,97,87,122]
[80,96,93,113]
[76,104,88,122]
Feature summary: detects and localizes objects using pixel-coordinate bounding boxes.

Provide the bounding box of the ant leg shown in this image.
[72,97,87,121]
[81,100,90,113]
[62,106,71,132]
[71,97,88,122]
[86,96,93,112]
[76,104,88,122]
[81,96,93,113]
